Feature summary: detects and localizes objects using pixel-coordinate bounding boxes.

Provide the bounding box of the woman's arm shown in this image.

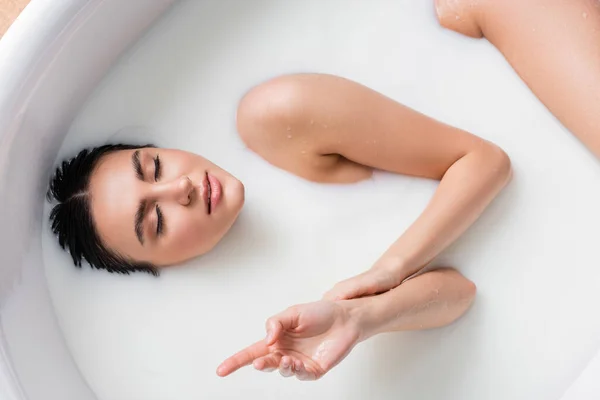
[217,268,475,380]
[237,74,512,298]
[436,0,600,158]
[346,268,476,339]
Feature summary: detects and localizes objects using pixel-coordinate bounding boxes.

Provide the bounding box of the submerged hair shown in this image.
[47,143,159,276]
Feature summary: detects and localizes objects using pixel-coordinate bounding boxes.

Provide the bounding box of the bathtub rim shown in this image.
[0,0,178,399]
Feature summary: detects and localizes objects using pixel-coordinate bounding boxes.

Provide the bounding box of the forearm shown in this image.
[438,0,600,158]
[343,268,476,341]
[376,144,511,282]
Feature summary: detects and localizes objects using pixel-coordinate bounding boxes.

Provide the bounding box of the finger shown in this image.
[293,360,316,381]
[279,356,294,378]
[253,354,281,372]
[265,318,283,345]
[323,279,362,301]
[265,307,301,345]
[216,340,270,377]
[324,270,398,301]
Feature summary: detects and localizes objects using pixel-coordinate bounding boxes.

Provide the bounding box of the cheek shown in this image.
[162,209,215,257]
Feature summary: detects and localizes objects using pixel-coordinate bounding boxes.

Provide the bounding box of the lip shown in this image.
[200,174,210,214]
[206,172,222,214]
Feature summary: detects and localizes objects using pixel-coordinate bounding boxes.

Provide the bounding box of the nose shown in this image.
[176,176,194,205]
[153,176,194,206]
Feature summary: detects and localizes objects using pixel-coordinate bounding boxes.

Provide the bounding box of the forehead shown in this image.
[88,149,143,259]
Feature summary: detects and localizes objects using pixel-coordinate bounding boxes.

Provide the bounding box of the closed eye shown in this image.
[154,155,161,181]
[156,204,164,236]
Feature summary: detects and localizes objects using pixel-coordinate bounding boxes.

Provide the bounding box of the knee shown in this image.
[434,0,484,38]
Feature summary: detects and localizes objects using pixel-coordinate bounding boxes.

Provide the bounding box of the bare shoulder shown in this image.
[236,74,373,183]
[236,73,505,184]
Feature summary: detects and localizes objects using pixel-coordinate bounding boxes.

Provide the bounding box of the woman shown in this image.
[220,0,600,380]
[47,73,512,379]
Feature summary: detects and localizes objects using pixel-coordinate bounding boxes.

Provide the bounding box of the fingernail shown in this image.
[266,331,273,343]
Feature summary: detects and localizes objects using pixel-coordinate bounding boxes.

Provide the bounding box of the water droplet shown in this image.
[455,15,460,20]
[583,11,588,19]
[287,134,292,139]
[286,126,291,131]
[301,150,306,154]
[310,119,314,125]
[323,124,328,129]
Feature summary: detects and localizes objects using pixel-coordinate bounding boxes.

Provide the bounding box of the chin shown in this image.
[228,178,246,209]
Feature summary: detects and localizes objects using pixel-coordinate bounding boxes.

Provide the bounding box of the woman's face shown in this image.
[88,147,245,266]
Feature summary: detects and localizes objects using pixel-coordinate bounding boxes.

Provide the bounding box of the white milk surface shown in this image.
[42,1,600,399]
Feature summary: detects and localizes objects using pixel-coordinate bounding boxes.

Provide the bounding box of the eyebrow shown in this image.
[132,150,144,180]
[135,200,147,246]
[132,151,146,245]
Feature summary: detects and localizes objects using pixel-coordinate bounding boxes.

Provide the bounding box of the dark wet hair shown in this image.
[47,143,159,276]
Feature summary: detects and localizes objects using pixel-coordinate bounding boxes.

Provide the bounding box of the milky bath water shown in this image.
[42,1,600,399]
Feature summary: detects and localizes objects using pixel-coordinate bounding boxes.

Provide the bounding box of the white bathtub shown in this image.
[1,1,600,399]
[0,1,176,399]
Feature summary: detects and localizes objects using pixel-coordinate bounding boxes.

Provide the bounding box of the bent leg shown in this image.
[436,0,600,158]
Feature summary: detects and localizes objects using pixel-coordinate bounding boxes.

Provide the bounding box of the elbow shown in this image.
[450,274,477,325]
[452,278,477,324]
[481,143,512,188]
[464,279,477,303]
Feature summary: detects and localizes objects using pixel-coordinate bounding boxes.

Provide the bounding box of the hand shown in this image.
[323,265,402,301]
[216,301,361,381]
